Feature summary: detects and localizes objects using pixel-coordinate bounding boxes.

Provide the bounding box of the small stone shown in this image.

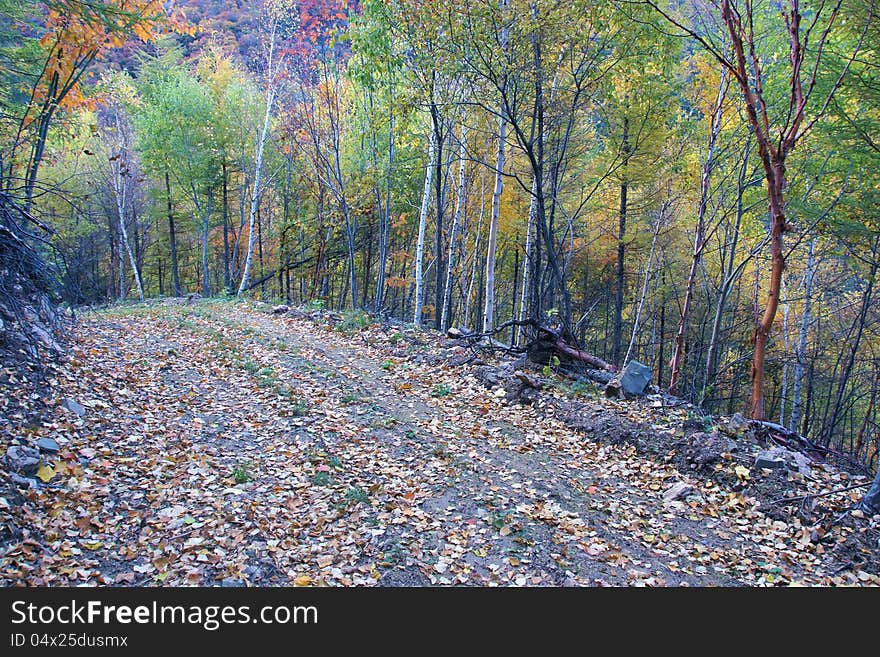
[62,398,86,417]
[685,431,737,469]
[720,412,749,437]
[791,451,812,477]
[5,445,41,476]
[663,481,695,503]
[754,450,787,470]
[10,473,37,489]
[36,437,60,454]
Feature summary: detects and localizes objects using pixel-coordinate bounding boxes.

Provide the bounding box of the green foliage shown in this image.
[431,383,451,397]
[232,463,252,484]
[289,401,308,417]
[543,355,561,378]
[345,487,370,505]
[336,310,372,334]
[569,380,598,398]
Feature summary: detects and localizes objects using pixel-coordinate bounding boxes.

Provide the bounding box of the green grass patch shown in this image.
[431,383,452,397]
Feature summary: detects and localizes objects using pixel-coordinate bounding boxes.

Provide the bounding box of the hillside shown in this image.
[2,300,877,586]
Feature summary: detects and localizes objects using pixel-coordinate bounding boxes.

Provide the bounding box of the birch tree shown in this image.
[238,6,290,295]
[413,130,436,325]
[441,123,467,331]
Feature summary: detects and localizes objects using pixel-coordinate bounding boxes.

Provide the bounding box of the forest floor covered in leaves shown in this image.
[2,298,879,586]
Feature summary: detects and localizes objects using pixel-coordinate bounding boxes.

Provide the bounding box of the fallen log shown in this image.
[553,340,617,372]
[443,319,615,372]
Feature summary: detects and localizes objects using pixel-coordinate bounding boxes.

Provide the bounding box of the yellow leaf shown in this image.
[294,575,311,586]
[734,465,750,480]
[37,464,55,482]
[83,541,103,551]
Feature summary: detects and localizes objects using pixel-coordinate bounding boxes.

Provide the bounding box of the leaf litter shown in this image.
[1,299,878,586]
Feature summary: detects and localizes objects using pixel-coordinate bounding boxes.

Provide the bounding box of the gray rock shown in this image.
[859,468,880,516]
[446,327,466,339]
[791,451,812,477]
[606,360,652,398]
[29,324,61,352]
[10,473,37,489]
[684,431,738,469]
[502,374,540,405]
[754,449,787,470]
[36,437,60,454]
[663,481,695,503]
[62,398,86,417]
[720,412,750,437]
[272,304,290,315]
[474,366,501,388]
[5,445,41,476]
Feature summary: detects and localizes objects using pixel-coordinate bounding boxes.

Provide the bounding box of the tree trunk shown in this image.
[789,238,815,431]
[515,178,537,345]
[703,138,750,403]
[441,124,468,331]
[624,203,663,366]
[165,170,181,296]
[414,129,436,325]
[483,108,506,333]
[200,206,211,297]
[669,70,726,393]
[750,164,787,420]
[238,56,276,295]
[110,108,143,302]
[823,244,878,443]
[613,116,630,367]
[222,161,230,293]
[779,274,791,425]
[375,77,395,311]
[432,101,446,330]
[464,174,486,330]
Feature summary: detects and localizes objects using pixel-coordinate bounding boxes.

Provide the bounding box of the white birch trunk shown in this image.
[483,110,506,333]
[111,107,143,302]
[440,124,467,331]
[238,24,277,296]
[515,177,537,345]
[464,173,486,330]
[413,130,436,326]
[623,204,663,366]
